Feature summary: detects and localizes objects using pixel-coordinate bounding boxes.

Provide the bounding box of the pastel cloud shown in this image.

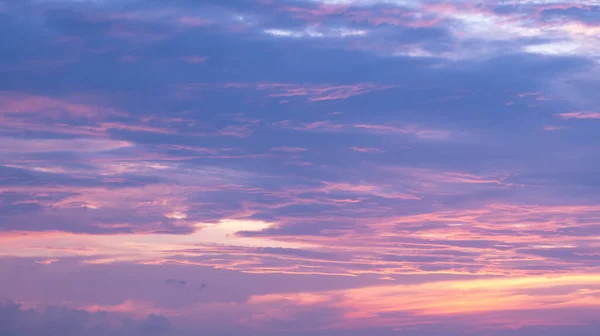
[0,301,171,336]
[2,0,600,335]
[264,27,368,38]
[557,112,600,119]
[0,137,133,153]
[349,146,383,153]
[0,92,122,118]
[207,82,396,102]
[270,147,308,152]
[246,273,600,333]
[273,120,456,141]
[0,219,313,263]
[352,124,454,140]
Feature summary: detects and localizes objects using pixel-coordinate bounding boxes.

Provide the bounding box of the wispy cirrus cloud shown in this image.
[0,92,123,118]
[0,137,133,153]
[2,0,600,335]
[273,120,457,140]
[264,27,368,38]
[352,124,454,140]
[180,82,395,102]
[270,147,308,152]
[349,146,383,153]
[556,111,600,119]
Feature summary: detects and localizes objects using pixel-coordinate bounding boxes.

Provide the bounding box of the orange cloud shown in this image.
[248,273,600,329]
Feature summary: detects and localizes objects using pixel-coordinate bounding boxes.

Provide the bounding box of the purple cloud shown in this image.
[2,0,600,334]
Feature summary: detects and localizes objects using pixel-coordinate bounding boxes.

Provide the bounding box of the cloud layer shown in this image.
[1,0,600,335]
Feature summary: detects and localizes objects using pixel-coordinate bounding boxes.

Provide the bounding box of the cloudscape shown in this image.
[1,0,600,335]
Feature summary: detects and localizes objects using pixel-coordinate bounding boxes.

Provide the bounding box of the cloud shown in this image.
[248,273,600,330]
[0,301,171,336]
[182,82,396,102]
[2,0,600,335]
[0,92,122,118]
[272,120,456,140]
[263,27,368,38]
[556,111,600,119]
[270,147,308,152]
[543,125,563,131]
[34,259,60,265]
[352,124,454,140]
[0,137,133,153]
[348,146,383,153]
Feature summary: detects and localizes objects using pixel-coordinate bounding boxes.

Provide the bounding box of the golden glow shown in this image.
[0,219,312,260]
[248,273,600,327]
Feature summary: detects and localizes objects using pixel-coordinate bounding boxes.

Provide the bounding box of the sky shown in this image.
[1,0,600,335]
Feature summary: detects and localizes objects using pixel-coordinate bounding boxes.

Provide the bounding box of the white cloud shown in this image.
[264,27,367,38]
[0,137,133,153]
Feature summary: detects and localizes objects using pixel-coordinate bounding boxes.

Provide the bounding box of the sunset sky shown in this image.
[1,0,600,335]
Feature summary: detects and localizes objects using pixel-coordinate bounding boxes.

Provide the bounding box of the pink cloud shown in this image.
[277,120,346,133]
[0,92,213,138]
[278,4,348,22]
[352,124,453,140]
[34,259,60,265]
[248,273,600,330]
[270,147,308,152]
[284,160,312,166]
[274,83,394,102]
[557,112,600,119]
[84,299,173,318]
[217,82,395,101]
[96,121,179,135]
[543,125,563,131]
[320,181,420,200]
[273,120,455,141]
[0,92,123,118]
[0,116,192,138]
[217,125,254,137]
[0,137,133,153]
[159,145,220,154]
[2,198,600,280]
[349,146,383,153]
